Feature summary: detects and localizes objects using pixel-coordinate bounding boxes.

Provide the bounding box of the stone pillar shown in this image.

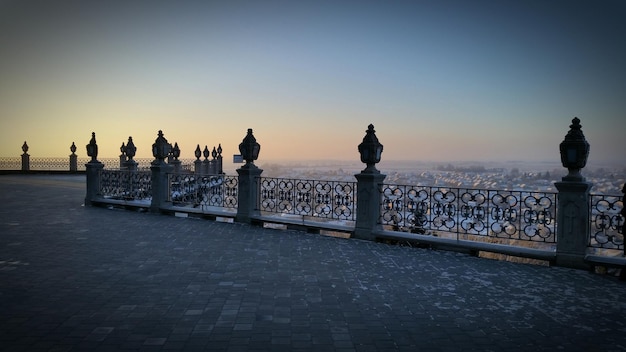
[194,159,203,176]
[21,141,29,171]
[150,160,173,213]
[85,132,103,206]
[202,146,210,175]
[119,143,127,169]
[217,156,223,174]
[125,159,138,171]
[170,159,181,174]
[194,144,202,176]
[150,130,173,213]
[235,164,263,223]
[555,180,593,269]
[69,142,78,172]
[353,172,386,241]
[170,142,181,174]
[124,137,138,171]
[554,117,593,269]
[217,144,223,174]
[85,161,104,206]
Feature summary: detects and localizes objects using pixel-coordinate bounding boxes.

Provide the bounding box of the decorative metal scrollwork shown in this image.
[589,194,624,250]
[380,184,557,243]
[100,170,152,201]
[168,173,238,210]
[259,177,356,221]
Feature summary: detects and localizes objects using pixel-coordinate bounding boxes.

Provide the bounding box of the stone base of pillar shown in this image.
[85,161,104,206]
[352,172,386,241]
[150,161,173,213]
[235,164,263,223]
[554,180,593,270]
[21,154,30,172]
[555,252,590,270]
[70,155,78,172]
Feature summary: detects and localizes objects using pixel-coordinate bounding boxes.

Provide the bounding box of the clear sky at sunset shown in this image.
[0,0,624,167]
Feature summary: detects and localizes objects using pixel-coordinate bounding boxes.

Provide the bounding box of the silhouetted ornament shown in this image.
[358,124,383,173]
[217,144,223,156]
[152,130,171,161]
[86,132,98,162]
[239,128,260,165]
[194,144,202,160]
[22,141,29,154]
[172,142,180,160]
[70,142,77,155]
[203,145,210,160]
[125,137,137,161]
[559,117,590,181]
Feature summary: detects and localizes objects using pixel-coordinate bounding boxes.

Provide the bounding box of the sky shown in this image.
[0,0,624,168]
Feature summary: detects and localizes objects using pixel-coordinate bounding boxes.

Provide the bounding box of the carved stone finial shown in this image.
[86,132,98,162]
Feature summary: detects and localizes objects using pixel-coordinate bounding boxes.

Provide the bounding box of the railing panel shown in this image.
[99,169,152,201]
[259,177,356,221]
[168,174,238,210]
[0,157,22,170]
[381,184,557,243]
[589,194,624,251]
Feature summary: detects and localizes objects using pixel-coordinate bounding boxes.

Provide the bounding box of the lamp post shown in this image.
[236,128,263,223]
[555,117,593,269]
[559,117,590,182]
[354,124,386,241]
[358,124,383,173]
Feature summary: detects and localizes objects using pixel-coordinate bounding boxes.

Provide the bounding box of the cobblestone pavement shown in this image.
[0,175,625,351]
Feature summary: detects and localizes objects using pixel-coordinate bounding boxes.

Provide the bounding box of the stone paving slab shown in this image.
[0,175,625,351]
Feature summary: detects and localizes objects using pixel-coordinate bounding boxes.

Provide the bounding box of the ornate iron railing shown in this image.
[0,157,149,171]
[0,157,21,170]
[380,184,557,243]
[168,173,238,210]
[29,157,80,170]
[99,169,152,201]
[589,194,624,251]
[258,177,357,221]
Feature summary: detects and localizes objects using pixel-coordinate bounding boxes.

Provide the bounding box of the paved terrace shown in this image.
[0,175,625,352]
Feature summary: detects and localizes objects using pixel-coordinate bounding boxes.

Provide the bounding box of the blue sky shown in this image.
[0,0,624,166]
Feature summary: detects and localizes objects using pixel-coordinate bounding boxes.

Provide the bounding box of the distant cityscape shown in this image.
[256,160,625,195]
